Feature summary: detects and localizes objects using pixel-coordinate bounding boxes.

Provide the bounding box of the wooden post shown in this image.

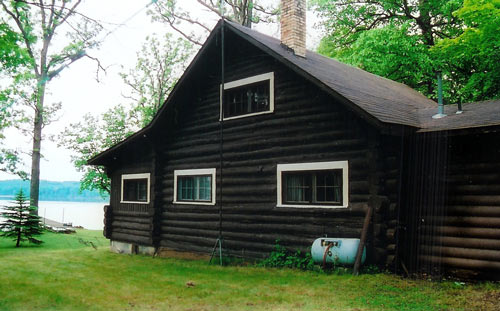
[353,201,374,275]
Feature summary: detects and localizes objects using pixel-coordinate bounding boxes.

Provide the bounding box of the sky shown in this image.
[0,0,321,182]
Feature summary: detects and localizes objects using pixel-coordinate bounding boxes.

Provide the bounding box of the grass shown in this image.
[0,231,499,310]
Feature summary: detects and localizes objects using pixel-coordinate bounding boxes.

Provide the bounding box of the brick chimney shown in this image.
[281,0,306,58]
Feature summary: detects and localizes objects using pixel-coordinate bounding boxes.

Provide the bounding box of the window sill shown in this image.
[220,109,274,121]
[173,200,216,206]
[120,200,150,205]
[276,204,348,209]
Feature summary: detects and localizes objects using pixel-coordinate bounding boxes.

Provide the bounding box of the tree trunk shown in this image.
[30,80,45,213]
[245,0,253,28]
[16,228,21,247]
[417,0,435,97]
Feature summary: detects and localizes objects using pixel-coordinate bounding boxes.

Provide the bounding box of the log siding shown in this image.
[153,36,383,260]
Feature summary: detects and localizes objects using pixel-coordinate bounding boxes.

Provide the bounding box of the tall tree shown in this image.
[150,0,279,46]
[0,0,102,210]
[432,0,500,103]
[59,35,192,195]
[311,0,464,100]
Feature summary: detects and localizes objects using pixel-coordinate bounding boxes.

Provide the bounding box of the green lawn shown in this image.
[0,230,499,311]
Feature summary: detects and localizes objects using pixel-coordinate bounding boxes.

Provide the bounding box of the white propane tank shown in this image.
[311,238,366,266]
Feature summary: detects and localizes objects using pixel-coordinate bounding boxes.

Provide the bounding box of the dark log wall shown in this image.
[379,134,404,268]
[398,132,449,276]
[154,33,385,260]
[105,141,157,246]
[439,132,500,276]
[398,130,500,278]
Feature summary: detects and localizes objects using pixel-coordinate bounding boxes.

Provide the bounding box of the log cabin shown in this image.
[88,0,500,278]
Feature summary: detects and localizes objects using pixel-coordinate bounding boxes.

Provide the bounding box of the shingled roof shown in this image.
[88,19,500,165]
[225,21,436,128]
[418,100,500,132]
[226,21,500,131]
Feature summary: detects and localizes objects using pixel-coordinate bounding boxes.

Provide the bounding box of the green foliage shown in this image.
[61,35,193,196]
[432,0,500,102]
[313,0,500,104]
[58,105,136,197]
[0,149,27,179]
[362,264,382,274]
[327,22,435,97]
[120,34,193,127]
[312,0,468,102]
[259,241,315,271]
[0,23,30,72]
[0,189,43,247]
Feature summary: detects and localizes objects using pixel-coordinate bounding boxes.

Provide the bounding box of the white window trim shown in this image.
[277,161,349,209]
[121,173,151,204]
[220,72,274,121]
[173,168,216,206]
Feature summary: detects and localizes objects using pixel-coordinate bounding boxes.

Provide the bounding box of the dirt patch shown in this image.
[465,291,500,311]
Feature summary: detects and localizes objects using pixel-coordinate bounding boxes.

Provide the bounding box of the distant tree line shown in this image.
[0,180,107,203]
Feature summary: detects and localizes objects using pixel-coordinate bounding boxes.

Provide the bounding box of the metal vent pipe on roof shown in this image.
[456,101,463,114]
[432,71,447,119]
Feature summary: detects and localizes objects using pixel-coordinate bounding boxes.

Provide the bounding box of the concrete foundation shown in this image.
[110,240,155,256]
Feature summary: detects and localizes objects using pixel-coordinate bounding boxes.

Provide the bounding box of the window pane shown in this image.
[315,170,342,204]
[197,176,211,201]
[178,177,193,200]
[123,178,148,202]
[281,169,343,206]
[177,175,212,202]
[224,80,270,118]
[283,172,311,203]
[123,180,137,201]
[137,180,148,201]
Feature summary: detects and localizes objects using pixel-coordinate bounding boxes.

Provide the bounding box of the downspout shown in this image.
[210,18,225,266]
[219,18,224,259]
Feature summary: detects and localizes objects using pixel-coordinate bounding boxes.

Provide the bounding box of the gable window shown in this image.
[121,173,150,204]
[277,161,348,208]
[221,72,274,120]
[173,168,216,205]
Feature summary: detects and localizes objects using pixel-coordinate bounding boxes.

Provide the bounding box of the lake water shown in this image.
[0,200,107,230]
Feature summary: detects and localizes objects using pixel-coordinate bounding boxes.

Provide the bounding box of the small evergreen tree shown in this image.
[0,189,43,247]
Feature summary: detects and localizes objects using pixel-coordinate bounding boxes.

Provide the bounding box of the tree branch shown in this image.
[1,1,39,76]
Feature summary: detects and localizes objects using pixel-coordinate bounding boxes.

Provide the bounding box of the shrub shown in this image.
[259,241,315,271]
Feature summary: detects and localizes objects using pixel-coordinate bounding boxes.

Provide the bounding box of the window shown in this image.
[173,168,216,205]
[121,173,150,204]
[277,161,348,208]
[221,72,274,120]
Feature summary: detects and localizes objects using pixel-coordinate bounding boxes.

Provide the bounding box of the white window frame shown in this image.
[121,173,151,204]
[220,72,275,121]
[277,161,349,208]
[173,168,216,206]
